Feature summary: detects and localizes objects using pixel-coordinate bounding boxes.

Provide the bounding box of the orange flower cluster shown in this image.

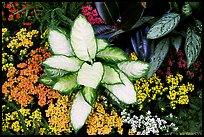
[2,47,60,107]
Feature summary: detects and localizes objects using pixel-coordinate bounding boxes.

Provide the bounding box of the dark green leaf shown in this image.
[185,27,201,68]
[131,16,155,30]
[171,35,182,52]
[147,38,170,79]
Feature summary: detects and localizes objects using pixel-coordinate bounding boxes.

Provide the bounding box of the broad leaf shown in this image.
[101,65,122,85]
[131,16,155,30]
[93,24,115,36]
[42,55,83,72]
[147,38,170,79]
[96,46,128,63]
[44,67,69,79]
[70,91,92,132]
[38,76,54,86]
[48,28,74,56]
[53,73,79,94]
[117,60,150,80]
[95,2,120,25]
[147,13,180,39]
[77,62,103,89]
[81,87,97,106]
[171,35,182,52]
[70,14,97,62]
[96,39,111,52]
[103,71,137,104]
[185,27,201,68]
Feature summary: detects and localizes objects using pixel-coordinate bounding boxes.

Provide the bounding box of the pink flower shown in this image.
[186,70,194,78]
[92,9,98,16]
[168,59,173,66]
[177,59,187,68]
[157,69,163,75]
[176,50,184,58]
[166,71,172,76]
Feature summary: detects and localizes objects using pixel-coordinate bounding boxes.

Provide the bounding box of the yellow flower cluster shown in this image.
[45,95,74,135]
[129,52,138,60]
[86,95,123,135]
[2,105,43,134]
[134,73,194,110]
[40,29,49,49]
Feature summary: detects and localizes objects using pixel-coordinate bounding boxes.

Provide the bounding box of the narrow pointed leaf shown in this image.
[171,35,182,52]
[77,62,103,89]
[70,91,92,132]
[38,76,54,86]
[131,16,154,30]
[44,67,69,79]
[97,39,111,52]
[101,65,122,85]
[147,13,180,39]
[70,14,97,62]
[53,73,79,94]
[147,38,170,79]
[93,24,114,36]
[96,46,128,63]
[42,55,83,72]
[185,27,201,68]
[48,28,74,56]
[117,60,150,79]
[103,71,137,104]
[81,87,97,106]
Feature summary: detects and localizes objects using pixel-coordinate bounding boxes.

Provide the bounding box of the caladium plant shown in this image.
[39,14,150,132]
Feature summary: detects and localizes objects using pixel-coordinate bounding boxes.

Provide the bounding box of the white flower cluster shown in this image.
[121,109,178,135]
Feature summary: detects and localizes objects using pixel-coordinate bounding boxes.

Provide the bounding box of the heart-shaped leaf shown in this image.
[70,14,97,62]
[147,13,180,39]
[77,62,104,89]
[147,38,170,79]
[95,2,120,25]
[48,28,74,56]
[185,27,201,68]
[70,91,92,132]
[96,46,128,63]
[42,55,83,72]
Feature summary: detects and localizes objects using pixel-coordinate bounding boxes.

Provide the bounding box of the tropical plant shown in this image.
[39,14,150,132]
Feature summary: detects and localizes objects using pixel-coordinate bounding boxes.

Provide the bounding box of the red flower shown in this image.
[8,14,14,21]
[14,2,19,7]
[16,13,21,19]
[92,9,98,16]
[166,71,172,76]
[30,11,34,15]
[168,59,173,66]
[2,11,4,15]
[6,3,12,9]
[24,22,32,26]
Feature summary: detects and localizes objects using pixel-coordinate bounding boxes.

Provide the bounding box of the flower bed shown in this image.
[2,2,202,135]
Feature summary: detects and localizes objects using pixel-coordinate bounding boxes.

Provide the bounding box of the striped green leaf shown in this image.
[96,46,128,63]
[70,91,92,132]
[96,39,111,52]
[38,76,54,86]
[185,27,201,68]
[147,13,180,39]
[81,87,97,106]
[44,67,69,79]
[147,38,170,79]
[70,14,97,62]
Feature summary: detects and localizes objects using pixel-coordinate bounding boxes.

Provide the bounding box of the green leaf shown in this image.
[185,27,201,68]
[44,67,69,79]
[77,62,103,89]
[147,38,170,79]
[53,73,79,94]
[171,35,182,52]
[81,86,97,106]
[117,60,150,80]
[70,14,97,62]
[147,13,180,39]
[96,46,128,63]
[101,64,122,85]
[38,76,54,86]
[70,91,92,132]
[96,39,111,52]
[103,71,137,104]
[48,28,74,56]
[42,55,83,72]
[131,16,155,30]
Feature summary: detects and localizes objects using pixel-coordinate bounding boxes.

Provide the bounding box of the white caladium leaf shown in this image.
[70,14,97,62]
[81,86,97,106]
[147,13,180,39]
[48,29,74,56]
[53,73,79,94]
[117,60,150,79]
[70,91,92,132]
[103,71,137,104]
[44,67,69,79]
[38,76,54,86]
[96,38,110,52]
[101,65,122,84]
[185,27,201,68]
[96,46,128,63]
[77,62,103,89]
[42,55,83,72]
